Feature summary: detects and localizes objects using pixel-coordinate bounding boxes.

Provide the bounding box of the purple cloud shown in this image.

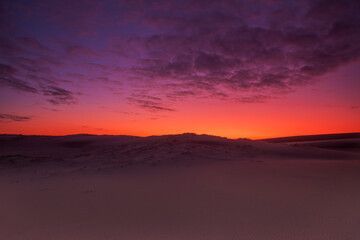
[237,95,275,104]
[0,63,38,93]
[0,114,32,122]
[1,0,359,112]
[128,95,175,112]
[117,0,360,100]
[42,86,77,105]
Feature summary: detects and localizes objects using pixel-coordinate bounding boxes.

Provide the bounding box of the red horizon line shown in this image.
[0,132,359,140]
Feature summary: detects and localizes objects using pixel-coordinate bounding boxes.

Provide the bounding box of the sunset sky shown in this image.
[1,0,359,139]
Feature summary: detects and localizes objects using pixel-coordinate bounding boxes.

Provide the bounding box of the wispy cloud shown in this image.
[0,63,38,93]
[238,95,275,104]
[0,114,32,122]
[128,96,175,112]
[41,86,77,105]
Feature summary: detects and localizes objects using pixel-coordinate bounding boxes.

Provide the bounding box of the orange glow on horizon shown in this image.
[1,63,359,139]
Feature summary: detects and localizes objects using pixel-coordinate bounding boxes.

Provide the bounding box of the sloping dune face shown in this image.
[1,134,359,173]
[1,134,360,240]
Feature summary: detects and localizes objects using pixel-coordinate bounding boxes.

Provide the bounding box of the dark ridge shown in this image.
[259,133,360,143]
[1,132,359,142]
[294,141,360,151]
[60,140,93,148]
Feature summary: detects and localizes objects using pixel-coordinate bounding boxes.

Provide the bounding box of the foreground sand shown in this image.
[2,159,360,240]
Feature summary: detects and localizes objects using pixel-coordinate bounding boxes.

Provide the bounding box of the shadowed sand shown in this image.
[1,133,360,240]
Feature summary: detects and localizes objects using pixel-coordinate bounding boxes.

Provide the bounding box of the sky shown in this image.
[0,0,359,139]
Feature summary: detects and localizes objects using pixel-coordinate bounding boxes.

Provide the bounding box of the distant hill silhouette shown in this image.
[259,133,360,143]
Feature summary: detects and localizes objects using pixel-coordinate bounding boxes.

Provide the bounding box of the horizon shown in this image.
[1,131,359,141]
[1,0,360,139]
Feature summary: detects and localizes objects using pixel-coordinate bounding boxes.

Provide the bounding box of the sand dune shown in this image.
[1,133,360,240]
[1,133,359,172]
